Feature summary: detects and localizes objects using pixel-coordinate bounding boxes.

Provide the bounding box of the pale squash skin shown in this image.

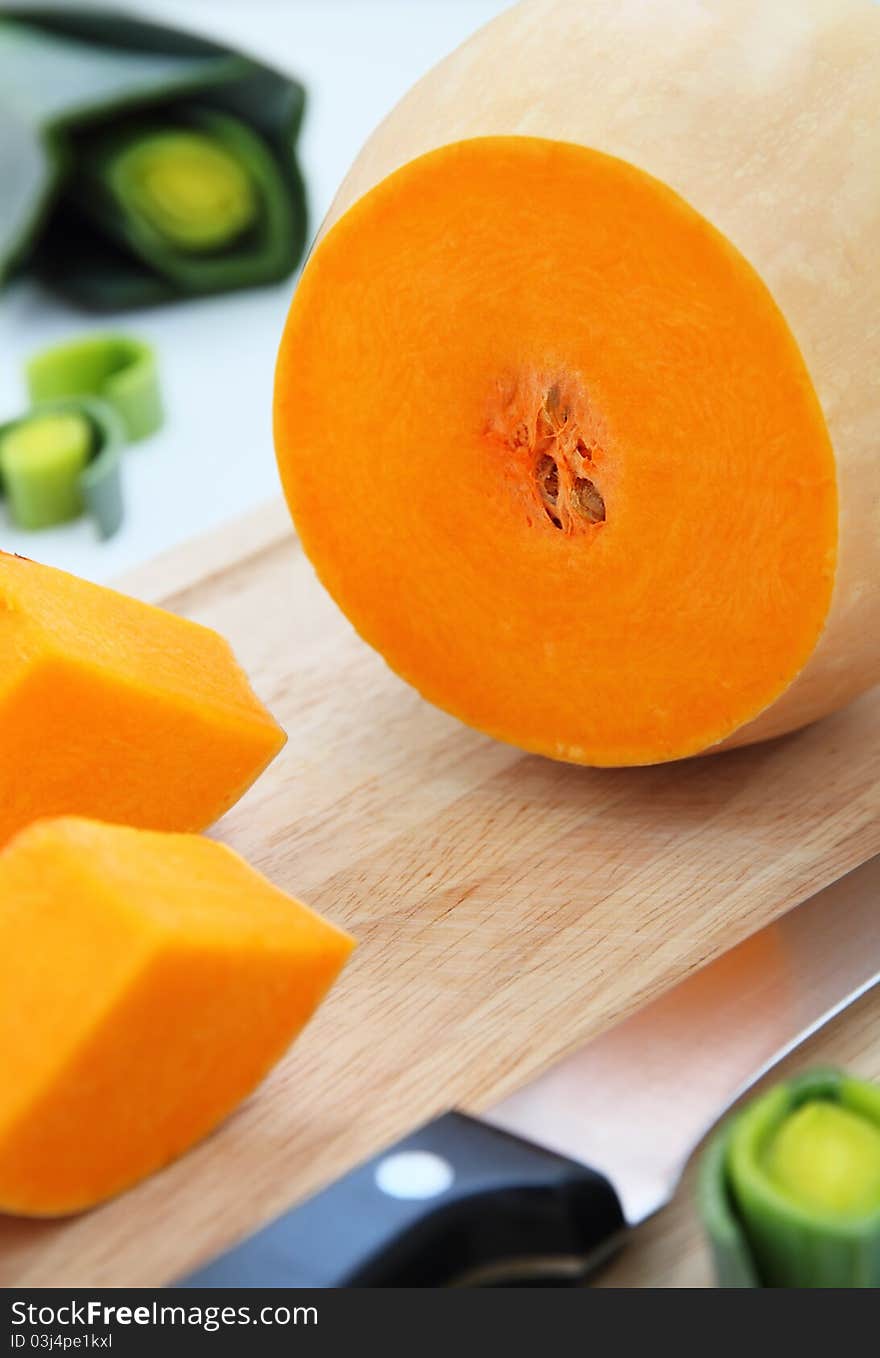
[316,0,880,751]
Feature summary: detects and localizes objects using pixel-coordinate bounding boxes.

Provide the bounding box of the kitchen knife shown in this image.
[178,853,880,1287]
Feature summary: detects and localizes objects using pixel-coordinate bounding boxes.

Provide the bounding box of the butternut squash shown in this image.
[0,817,354,1215]
[274,0,879,765]
[0,551,285,843]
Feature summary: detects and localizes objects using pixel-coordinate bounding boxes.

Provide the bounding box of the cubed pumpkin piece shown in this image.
[0,551,285,844]
[0,817,355,1215]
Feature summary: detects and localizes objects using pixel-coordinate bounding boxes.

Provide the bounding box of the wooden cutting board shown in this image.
[1,499,878,1288]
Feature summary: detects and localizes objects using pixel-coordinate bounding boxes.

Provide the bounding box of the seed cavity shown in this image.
[485,371,608,536]
[536,454,562,527]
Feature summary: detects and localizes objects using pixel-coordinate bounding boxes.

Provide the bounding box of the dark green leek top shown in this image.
[0,8,307,308]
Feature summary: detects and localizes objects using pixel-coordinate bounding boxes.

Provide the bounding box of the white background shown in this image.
[0,0,509,581]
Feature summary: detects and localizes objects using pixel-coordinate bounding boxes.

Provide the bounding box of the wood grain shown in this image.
[1,499,877,1288]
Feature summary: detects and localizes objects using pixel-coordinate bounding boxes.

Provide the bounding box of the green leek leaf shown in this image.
[0,12,242,282]
[0,14,241,128]
[51,108,299,302]
[0,108,60,284]
[0,9,307,306]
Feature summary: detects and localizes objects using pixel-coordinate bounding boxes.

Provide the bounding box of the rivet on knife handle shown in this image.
[176,1113,624,1288]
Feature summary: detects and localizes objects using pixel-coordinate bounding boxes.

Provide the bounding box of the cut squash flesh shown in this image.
[275,0,879,765]
[276,138,837,764]
[0,817,354,1215]
[0,551,285,842]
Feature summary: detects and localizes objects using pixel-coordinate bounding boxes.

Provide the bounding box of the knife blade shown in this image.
[178,853,880,1288]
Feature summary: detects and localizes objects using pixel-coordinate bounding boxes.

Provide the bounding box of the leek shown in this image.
[0,10,307,308]
[765,1101,880,1217]
[56,109,299,303]
[0,411,91,529]
[0,399,125,539]
[700,1069,880,1288]
[26,334,163,443]
[109,128,259,253]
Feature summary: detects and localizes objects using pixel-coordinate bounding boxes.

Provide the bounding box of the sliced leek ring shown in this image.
[700,1069,880,1288]
[0,398,125,539]
[26,333,163,443]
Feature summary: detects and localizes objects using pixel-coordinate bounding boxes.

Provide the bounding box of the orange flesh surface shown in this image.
[0,551,286,843]
[0,817,354,1214]
[275,137,837,765]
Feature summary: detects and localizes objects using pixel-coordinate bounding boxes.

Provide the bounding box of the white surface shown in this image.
[0,0,509,582]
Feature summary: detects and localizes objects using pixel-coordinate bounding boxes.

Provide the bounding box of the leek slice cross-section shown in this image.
[0,11,307,308]
[59,109,299,301]
[765,1100,880,1217]
[110,128,258,253]
[0,411,91,530]
[700,1068,880,1288]
[0,15,242,284]
[0,399,124,539]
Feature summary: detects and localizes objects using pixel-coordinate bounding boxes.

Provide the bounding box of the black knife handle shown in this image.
[176,1112,624,1288]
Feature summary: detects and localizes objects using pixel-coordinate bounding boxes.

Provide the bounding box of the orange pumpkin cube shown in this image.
[0,817,355,1214]
[0,551,285,843]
